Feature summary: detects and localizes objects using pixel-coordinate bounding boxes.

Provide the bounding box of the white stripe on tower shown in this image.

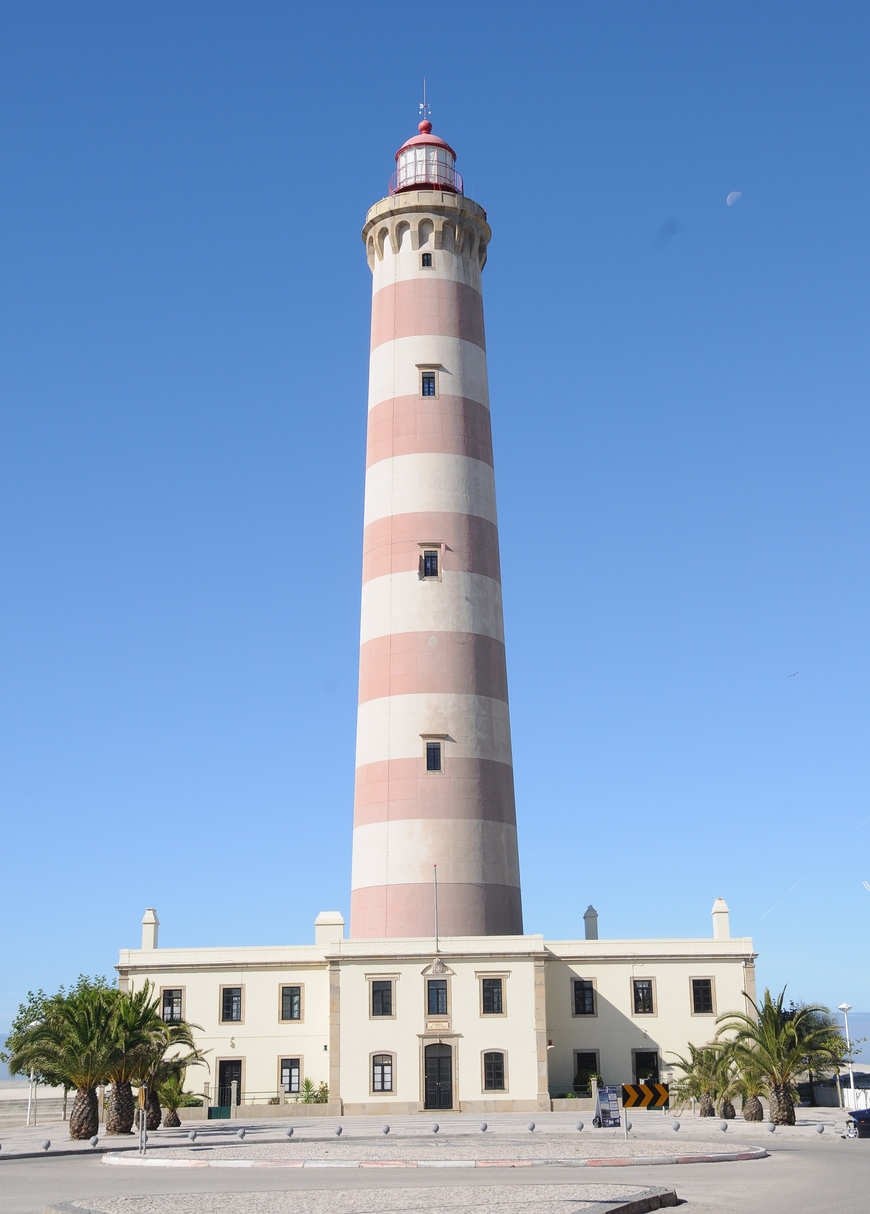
[351,125,523,938]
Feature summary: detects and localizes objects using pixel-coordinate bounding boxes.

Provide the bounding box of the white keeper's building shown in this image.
[116,119,757,1116]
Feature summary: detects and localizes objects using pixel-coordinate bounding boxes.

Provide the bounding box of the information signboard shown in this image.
[593,1085,622,1128]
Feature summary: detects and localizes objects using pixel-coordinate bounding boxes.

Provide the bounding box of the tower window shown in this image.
[421,371,436,396]
[426,741,442,772]
[422,549,439,578]
[421,252,433,268]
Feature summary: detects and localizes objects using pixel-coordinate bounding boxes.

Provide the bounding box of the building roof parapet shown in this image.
[117,943,330,967]
[326,933,547,962]
[544,937,756,961]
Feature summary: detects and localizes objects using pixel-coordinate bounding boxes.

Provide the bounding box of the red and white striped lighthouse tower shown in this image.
[351,120,523,939]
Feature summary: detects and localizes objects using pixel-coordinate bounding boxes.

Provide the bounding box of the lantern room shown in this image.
[389,121,464,195]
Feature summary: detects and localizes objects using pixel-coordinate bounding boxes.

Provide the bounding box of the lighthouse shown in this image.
[350,120,523,939]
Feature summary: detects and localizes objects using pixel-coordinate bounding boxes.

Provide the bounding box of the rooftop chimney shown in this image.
[583,905,599,941]
[314,911,345,948]
[711,897,730,940]
[141,908,159,950]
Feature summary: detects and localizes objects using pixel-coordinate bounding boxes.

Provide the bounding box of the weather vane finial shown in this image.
[419,78,431,124]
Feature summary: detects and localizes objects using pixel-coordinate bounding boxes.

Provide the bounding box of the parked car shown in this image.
[846,1108,870,1139]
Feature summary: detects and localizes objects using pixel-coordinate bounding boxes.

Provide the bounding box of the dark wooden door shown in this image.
[424,1043,453,1109]
[218,1059,242,1106]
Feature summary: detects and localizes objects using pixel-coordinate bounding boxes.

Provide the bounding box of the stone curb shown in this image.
[1,1147,117,1163]
[43,1190,680,1214]
[100,1146,768,1169]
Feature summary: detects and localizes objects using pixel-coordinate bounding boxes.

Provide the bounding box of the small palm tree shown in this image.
[669,1043,721,1116]
[132,1022,206,1130]
[718,988,841,1125]
[733,1066,767,1121]
[156,1064,191,1128]
[714,1048,740,1119]
[10,987,118,1139]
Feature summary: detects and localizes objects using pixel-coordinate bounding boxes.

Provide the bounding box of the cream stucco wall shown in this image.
[331,936,544,1114]
[117,945,332,1104]
[117,906,756,1114]
[543,938,757,1095]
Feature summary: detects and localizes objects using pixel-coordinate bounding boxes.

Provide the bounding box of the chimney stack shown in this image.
[314,911,345,948]
[711,897,730,940]
[583,905,599,940]
[141,908,159,950]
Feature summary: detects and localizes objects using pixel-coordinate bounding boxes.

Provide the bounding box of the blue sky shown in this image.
[1,0,868,1036]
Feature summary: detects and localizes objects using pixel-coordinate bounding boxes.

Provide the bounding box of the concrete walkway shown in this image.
[2,1107,856,1214]
[43,1183,680,1214]
[0,1104,851,1160]
[1,1124,866,1214]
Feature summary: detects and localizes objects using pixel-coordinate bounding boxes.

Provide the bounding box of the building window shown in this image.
[421,252,433,267]
[691,978,714,1014]
[422,549,439,578]
[481,977,504,1015]
[281,985,302,1021]
[427,979,448,1015]
[483,1051,506,1091]
[372,1054,393,1092]
[161,989,183,1024]
[633,1049,660,1084]
[632,979,655,1015]
[426,741,443,772]
[573,1051,599,1090]
[573,979,595,1016]
[221,986,243,1023]
[280,1057,300,1094]
[371,980,393,1017]
[421,370,436,397]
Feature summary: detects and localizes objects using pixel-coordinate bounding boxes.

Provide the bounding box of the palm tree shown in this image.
[10,987,118,1139]
[732,1065,767,1121]
[669,1043,721,1116]
[717,988,842,1125]
[157,1065,191,1128]
[714,1048,739,1119]
[105,984,167,1135]
[132,1022,206,1130]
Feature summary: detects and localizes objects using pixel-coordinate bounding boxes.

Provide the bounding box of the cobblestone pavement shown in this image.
[2,1131,865,1214]
[109,1126,760,1163]
[62,1181,666,1214]
[0,1105,850,1160]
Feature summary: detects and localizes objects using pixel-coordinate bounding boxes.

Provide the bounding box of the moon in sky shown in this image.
[726,191,742,206]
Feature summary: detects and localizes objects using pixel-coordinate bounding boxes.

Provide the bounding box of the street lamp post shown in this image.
[839,1003,856,1106]
[24,1020,42,1128]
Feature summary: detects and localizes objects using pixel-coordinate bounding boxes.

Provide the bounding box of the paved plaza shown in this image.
[0,1109,864,1214]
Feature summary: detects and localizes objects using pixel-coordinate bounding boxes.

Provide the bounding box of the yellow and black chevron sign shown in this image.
[622,1082,669,1108]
